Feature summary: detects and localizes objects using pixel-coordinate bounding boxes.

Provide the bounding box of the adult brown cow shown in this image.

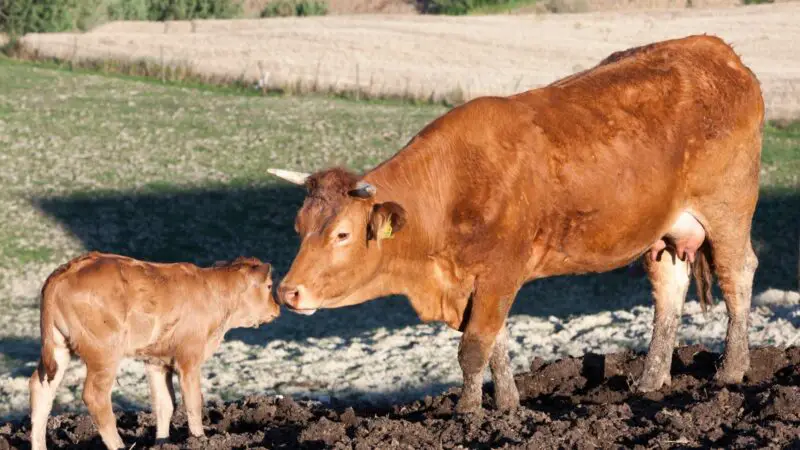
[268,34,764,413]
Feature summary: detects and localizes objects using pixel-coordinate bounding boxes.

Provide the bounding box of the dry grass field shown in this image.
[16,2,800,120]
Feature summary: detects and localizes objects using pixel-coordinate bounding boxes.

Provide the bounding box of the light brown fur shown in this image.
[273,35,764,413]
[29,252,279,450]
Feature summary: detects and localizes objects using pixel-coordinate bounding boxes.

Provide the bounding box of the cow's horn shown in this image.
[349,180,377,198]
[267,168,309,185]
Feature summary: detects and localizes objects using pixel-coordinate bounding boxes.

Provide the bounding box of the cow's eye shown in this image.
[337,232,350,241]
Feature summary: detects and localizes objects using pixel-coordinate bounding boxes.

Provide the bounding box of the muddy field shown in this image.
[2,344,798,449]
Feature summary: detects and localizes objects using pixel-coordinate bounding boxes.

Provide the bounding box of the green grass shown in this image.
[466,0,539,14]
[761,121,800,188]
[0,59,446,274]
[418,0,540,15]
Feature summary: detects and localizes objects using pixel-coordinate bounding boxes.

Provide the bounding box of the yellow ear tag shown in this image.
[380,221,394,239]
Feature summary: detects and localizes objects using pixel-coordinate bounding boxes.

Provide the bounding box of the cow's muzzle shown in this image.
[277,283,318,316]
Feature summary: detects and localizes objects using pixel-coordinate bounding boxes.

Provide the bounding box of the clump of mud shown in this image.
[2,345,799,449]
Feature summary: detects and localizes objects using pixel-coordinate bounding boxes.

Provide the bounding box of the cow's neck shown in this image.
[337,254,472,330]
[351,137,474,329]
[363,136,452,253]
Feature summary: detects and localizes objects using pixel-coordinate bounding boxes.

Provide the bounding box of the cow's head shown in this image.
[269,167,406,315]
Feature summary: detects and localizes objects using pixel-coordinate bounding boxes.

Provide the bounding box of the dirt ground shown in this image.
[2,344,798,449]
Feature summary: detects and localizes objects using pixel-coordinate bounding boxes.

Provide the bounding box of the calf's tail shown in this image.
[38,281,60,382]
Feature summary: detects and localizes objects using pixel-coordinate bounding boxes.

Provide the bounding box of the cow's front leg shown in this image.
[455,282,518,414]
[489,325,519,411]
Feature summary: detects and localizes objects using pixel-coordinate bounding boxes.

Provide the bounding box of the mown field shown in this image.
[0,58,798,438]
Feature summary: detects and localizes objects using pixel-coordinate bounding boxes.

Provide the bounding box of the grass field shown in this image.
[0,59,797,419]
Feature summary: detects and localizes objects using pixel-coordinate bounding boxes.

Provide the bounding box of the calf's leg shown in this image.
[636,249,691,392]
[83,361,124,449]
[176,360,205,437]
[456,280,518,414]
[145,363,176,442]
[489,325,519,411]
[29,335,71,450]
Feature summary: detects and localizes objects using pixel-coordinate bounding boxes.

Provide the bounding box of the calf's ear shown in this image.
[367,202,407,242]
[256,262,272,276]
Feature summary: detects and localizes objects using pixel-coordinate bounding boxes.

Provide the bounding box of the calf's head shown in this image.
[220,257,280,327]
[268,167,406,315]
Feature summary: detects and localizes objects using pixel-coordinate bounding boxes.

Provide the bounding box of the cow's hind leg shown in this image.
[456,279,519,414]
[489,325,519,411]
[636,249,691,392]
[712,235,757,385]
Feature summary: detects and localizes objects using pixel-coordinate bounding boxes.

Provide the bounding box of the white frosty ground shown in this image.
[1,272,797,421]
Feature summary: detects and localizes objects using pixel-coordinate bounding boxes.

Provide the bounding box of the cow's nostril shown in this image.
[278,284,299,305]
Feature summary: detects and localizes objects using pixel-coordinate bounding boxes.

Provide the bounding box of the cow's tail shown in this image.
[691,243,714,314]
[38,275,61,382]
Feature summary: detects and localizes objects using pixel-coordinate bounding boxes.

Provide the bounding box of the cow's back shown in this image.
[45,253,202,355]
[511,35,764,274]
[515,35,763,163]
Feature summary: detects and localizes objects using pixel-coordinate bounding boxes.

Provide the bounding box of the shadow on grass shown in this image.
[30,185,799,343]
[0,336,40,378]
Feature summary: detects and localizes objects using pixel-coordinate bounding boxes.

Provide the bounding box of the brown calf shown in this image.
[29,252,279,450]
[269,35,764,413]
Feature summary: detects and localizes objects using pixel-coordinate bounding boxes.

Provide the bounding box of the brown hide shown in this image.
[39,252,278,377]
[30,252,279,449]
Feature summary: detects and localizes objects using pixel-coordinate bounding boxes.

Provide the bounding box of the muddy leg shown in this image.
[714,240,757,385]
[489,325,519,411]
[29,341,71,450]
[636,250,691,392]
[146,363,175,442]
[176,362,205,437]
[83,361,124,449]
[455,281,518,414]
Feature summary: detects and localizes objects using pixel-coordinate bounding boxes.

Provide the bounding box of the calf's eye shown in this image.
[337,232,350,241]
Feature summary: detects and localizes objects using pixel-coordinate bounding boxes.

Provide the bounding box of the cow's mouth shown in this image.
[285,304,318,316]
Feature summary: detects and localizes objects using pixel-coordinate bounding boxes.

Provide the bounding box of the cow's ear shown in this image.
[367,202,406,242]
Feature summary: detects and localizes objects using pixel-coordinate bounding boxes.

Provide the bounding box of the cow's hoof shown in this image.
[154,437,171,446]
[454,396,482,415]
[714,366,746,386]
[635,373,670,393]
[494,389,520,412]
